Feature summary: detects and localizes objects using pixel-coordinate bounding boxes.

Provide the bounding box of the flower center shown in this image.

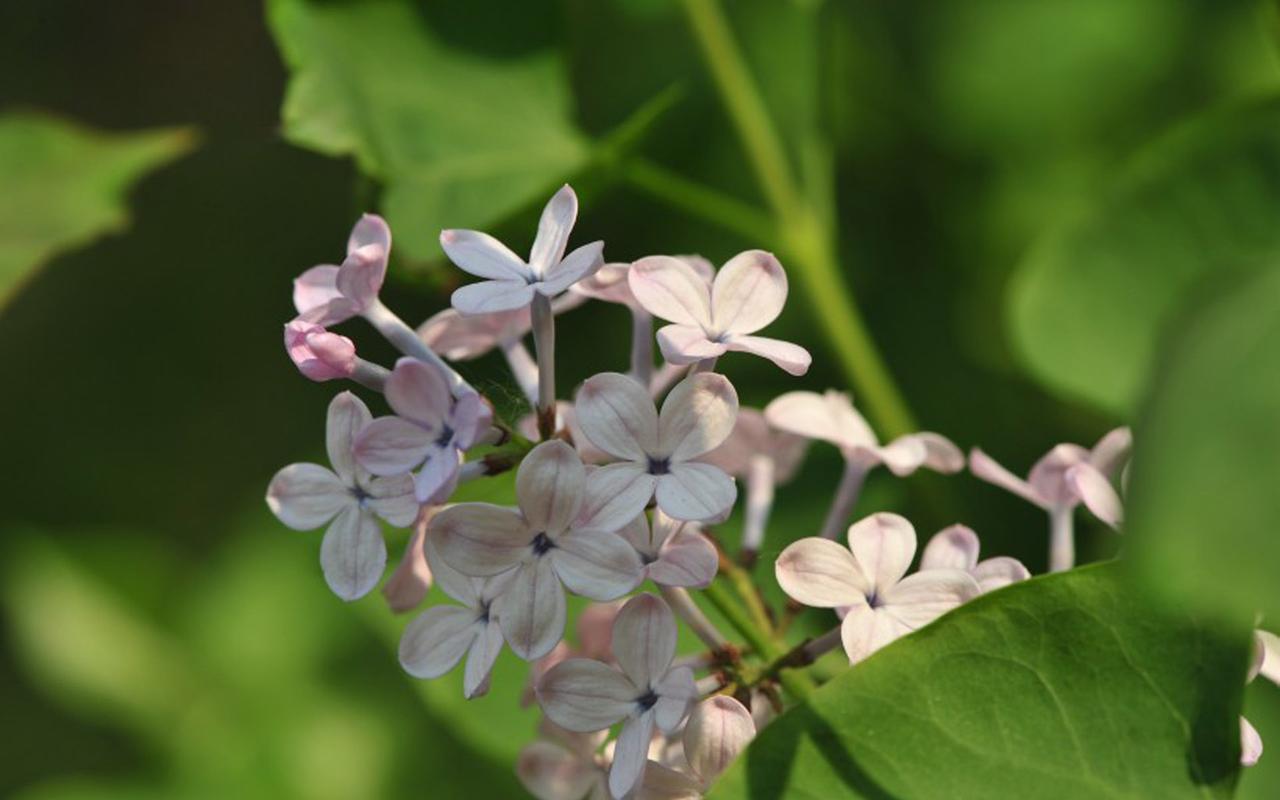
[530,532,556,557]
[477,600,491,624]
[647,456,670,475]
[635,688,659,712]
[434,424,455,448]
[350,485,371,506]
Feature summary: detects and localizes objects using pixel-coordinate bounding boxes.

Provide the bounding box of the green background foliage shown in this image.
[2,0,1278,797]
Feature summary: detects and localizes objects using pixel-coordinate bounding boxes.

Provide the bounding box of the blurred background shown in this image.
[2,0,1278,797]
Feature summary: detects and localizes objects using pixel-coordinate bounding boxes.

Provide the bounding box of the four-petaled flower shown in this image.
[293,214,391,326]
[920,524,1030,594]
[627,251,812,375]
[266,392,417,600]
[354,357,492,502]
[575,372,739,524]
[617,510,719,589]
[639,695,757,799]
[431,440,644,660]
[776,513,980,663]
[537,593,698,799]
[441,185,604,315]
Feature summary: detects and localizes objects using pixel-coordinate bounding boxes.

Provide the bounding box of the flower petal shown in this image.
[576,601,623,661]
[639,762,702,800]
[413,447,463,504]
[610,711,656,799]
[765,390,873,452]
[347,212,391,253]
[336,243,387,310]
[684,695,755,784]
[659,372,738,462]
[500,558,567,660]
[552,529,643,601]
[517,740,600,800]
[440,229,530,281]
[398,604,479,679]
[293,264,342,315]
[655,324,727,366]
[775,537,869,607]
[529,185,578,274]
[326,392,373,484]
[709,250,787,335]
[653,665,697,731]
[423,532,484,607]
[1027,444,1091,507]
[840,604,910,663]
[629,256,713,327]
[419,306,529,360]
[971,557,1031,593]
[353,416,433,477]
[430,503,530,576]
[320,506,386,601]
[449,391,494,451]
[920,524,980,571]
[519,441,587,534]
[579,463,658,532]
[285,321,356,381]
[914,432,965,473]
[611,593,677,690]
[537,658,635,731]
[385,357,451,429]
[365,474,418,527]
[575,372,659,460]
[1088,426,1133,477]
[464,620,505,699]
[383,516,432,613]
[649,531,718,589]
[881,569,980,628]
[1241,716,1263,766]
[722,334,811,375]
[656,463,737,522]
[538,241,604,296]
[969,447,1047,508]
[452,280,538,315]
[1257,629,1280,686]
[847,513,917,594]
[571,262,636,306]
[1065,463,1125,530]
[266,463,348,530]
[871,435,928,476]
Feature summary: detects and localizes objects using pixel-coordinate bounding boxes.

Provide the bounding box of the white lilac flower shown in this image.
[292,214,392,326]
[617,510,719,589]
[627,251,811,375]
[776,513,980,664]
[537,593,698,799]
[517,719,611,800]
[1242,629,1280,766]
[353,357,493,503]
[441,185,604,315]
[574,372,739,524]
[919,524,1031,594]
[430,440,644,660]
[266,392,417,601]
[970,427,1131,571]
[638,695,756,799]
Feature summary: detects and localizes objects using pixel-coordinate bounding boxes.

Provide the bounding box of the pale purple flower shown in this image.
[574,372,739,524]
[353,357,493,503]
[284,320,356,382]
[627,251,811,375]
[617,510,718,589]
[266,392,417,601]
[1242,629,1280,766]
[430,440,644,660]
[776,513,980,663]
[571,256,715,309]
[523,601,623,708]
[920,524,1031,594]
[441,185,604,315]
[537,594,698,799]
[517,720,611,800]
[638,695,756,798]
[293,214,391,326]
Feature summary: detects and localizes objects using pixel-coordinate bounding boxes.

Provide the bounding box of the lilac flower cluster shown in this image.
[266,186,1272,796]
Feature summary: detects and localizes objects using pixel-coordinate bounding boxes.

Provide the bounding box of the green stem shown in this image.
[623,158,776,245]
[701,581,814,700]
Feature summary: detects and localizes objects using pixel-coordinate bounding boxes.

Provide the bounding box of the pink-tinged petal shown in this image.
[519,441,587,534]
[464,620,505,699]
[847,513,917,594]
[430,503,530,576]
[552,529,644,601]
[881,569,980,628]
[336,244,387,310]
[611,593,677,689]
[765,390,864,450]
[649,531,718,589]
[500,558,567,660]
[353,416,433,477]
[452,279,538,315]
[419,306,530,360]
[722,334,811,375]
[775,537,869,607]
[576,372,659,460]
[659,372,738,461]
[440,228,530,281]
[1257,630,1280,686]
[685,695,755,784]
[537,658,636,731]
[920,524,980,571]
[325,391,372,484]
[611,712,656,799]
[1088,426,1133,477]
[657,463,737,522]
[576,601,623,661]
[365,474,418,527]
[293,264,342,315]
[539,241,604,296]
[285,321,357,382]
[517,740,600,800]
[571,262,636,306]
[709,250,787,335]
[530,185,578,273]
[840,604,910,663]
[639,762,702,799]
[971,557,1031,593]
[413,447,463,503]
[347,212,391,254]
[579,464,658,532]
[913,432,965,473]
[653,666,697,731]
[1027,444,1091,507]
[629,256,713,327]
[382,516,432,613]
[871,435,928,476]
[266,463,347,530]
[1241,716,1263,766]
[320,506,386,601]
[969,447,1047,508]
[679,255,716,285]
[423,533,484,607]
[398,604,479,678]
[450,392,494,451]
[655,323,727,366]
[1066,463,1125,530]
[385,358,451,429]
[697,408,770,476]
[615,512,655,555]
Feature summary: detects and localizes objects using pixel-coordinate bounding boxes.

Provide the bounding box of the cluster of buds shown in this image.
[265,185,1267,795]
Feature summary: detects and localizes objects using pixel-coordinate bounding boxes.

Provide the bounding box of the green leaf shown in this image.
[708,563,1246,800]
[0,113,193,312]
[267,0,591,260]
[1008,98,1280,414]
[1127,265,1280,626]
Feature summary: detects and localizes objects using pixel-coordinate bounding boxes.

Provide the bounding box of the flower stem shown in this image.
[350,358,389,393]
[629,308,654,387]
[660,585,728,650]
[363,301,473,396]
[622,158,777,244]
[751,625,843,688]
[700,580,814,700]
[1049,506,1075,572]
[818,458,868,540]
[648,362,687,398]
[738,455,775,568]
[530,293,556,439]
[500,339,540,407]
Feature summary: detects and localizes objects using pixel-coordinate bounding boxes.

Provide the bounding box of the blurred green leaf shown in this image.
[267,0,590,260]
[0,113,193,312]
[1128,266,1280,626]
[709,563,1246,799]
[1009,98,1280,414]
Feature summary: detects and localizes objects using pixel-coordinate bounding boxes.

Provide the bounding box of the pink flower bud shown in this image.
[285,320,356,381]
